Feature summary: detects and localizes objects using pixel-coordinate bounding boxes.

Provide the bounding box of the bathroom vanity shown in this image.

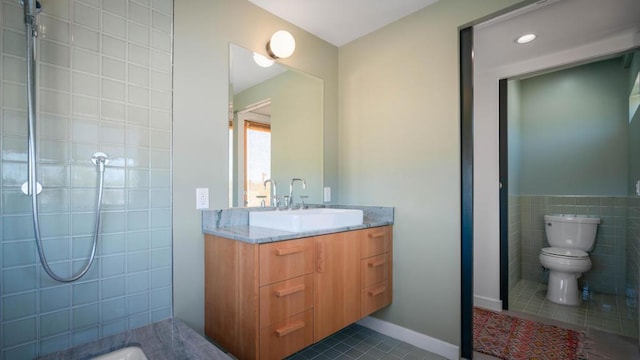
[202,206,393,360]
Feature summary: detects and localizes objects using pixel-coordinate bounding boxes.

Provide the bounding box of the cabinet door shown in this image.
[314,231,361,340]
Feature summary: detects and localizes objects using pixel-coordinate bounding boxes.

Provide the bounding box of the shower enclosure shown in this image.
[0,0,174,357]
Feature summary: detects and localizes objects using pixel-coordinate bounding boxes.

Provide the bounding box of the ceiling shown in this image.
[248,0,440,47]
[475,0,640,70]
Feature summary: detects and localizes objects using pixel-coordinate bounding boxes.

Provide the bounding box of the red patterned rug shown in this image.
[473,308,586,360]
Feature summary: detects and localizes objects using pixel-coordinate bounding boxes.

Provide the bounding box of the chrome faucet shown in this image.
[263,179,277,207]
[289,178,306,209]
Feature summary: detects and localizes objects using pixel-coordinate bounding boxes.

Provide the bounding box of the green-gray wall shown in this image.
[339,0,523,347]
[520,58,629,195]
[173,0,338,333]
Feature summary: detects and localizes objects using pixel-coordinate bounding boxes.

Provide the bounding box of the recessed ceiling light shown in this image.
[516,33,537,44]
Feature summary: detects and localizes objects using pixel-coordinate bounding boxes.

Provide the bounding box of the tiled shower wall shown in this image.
[0,0,173,358]
[508,195,521,291]
[519,196,628,295]
[629,197,640,298]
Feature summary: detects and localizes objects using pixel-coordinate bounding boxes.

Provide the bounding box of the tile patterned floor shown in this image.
[286,324,447,360]
[509,279,639,338]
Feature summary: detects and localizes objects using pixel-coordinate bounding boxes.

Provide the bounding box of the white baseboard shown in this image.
[356,316,459,360]
[473,295,502,312]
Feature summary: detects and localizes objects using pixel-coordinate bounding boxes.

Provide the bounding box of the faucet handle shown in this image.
[299,195,308,209]
[256,195,266,207]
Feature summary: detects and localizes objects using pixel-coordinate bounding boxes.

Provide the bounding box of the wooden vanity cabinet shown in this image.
[204,225,392,360]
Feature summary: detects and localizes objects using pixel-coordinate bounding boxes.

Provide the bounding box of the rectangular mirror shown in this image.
[229,43,324,207]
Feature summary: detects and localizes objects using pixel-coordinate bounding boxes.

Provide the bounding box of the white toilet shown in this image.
[539,214,601,305]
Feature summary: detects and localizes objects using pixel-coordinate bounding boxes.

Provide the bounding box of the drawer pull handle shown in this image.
[275,284,305,297]
[368,232,386,239]
[275,321,305,337]
[368,259,385,268]
[368,286,387,297]
[275,246,304,256]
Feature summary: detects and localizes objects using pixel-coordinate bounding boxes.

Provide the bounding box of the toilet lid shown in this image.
[541,247,588,259]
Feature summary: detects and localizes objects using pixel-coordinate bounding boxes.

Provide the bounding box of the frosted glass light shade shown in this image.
[253,52,274,67]
[267,30,296,59]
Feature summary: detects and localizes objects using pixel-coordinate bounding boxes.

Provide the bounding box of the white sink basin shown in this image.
[92,346,148,360]
[249,208,364,232]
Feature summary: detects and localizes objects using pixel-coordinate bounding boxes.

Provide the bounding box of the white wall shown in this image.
[173,0,338,333]
[473,23,640,309]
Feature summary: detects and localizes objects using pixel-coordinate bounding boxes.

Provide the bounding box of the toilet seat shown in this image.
[541,247,588,259]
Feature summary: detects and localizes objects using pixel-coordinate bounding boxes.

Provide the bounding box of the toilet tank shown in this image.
[544,214,600,251]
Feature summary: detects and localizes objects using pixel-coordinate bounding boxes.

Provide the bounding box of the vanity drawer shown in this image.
[259,238,314,286]
[360,227,390,259]
[361,254,389,288]
[362,280,390,317]
[260,310,314,360]
[260,274,313,328]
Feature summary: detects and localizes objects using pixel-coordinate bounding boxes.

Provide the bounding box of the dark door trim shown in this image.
[459,25,474,360]
[499,79,509,310]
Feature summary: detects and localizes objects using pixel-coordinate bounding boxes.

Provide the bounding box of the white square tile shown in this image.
[4,29,28,58]
[72,95,99,118]
[40,64,71,92]
[149,110,170,130]
[128,21,150,46]
[151,10,171,34]
[40,89,70,116]
[127,125,149,147]
[150,70,170,91]
[41,15,71,44]
[72,71,100,97]
[41,40,71,67]
[128,64,149,87]
[2,82,26,110]
[76,0,101,8]
[151,30,170,53]
[128,85,149,107]
[102,0,126,16]
[3,110,28,135]
[102,12,126,39]
[102,79,126,102]
[39,114,69,140]
[2,55,26,83]
[128,43,149,66]
[101,121,125,144]
[101,100,126,121]
[102,35,126,59]
[150,50,170,72]
[128,105,149,126]
[45,0,71,20]
[72,118,99,143]
[72,48,99,74]
[152,0,172,16]
[72,26,99,51]
[74,2,101,30]
[102,57,126,80]
[2,2,24,31]
[149,129,169,150]
[129,1,150,26]
[150,90,170,110]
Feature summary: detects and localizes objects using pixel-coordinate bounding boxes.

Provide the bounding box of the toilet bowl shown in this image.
[539,214,600,305]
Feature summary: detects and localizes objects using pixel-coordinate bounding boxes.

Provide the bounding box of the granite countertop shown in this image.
[202,205,394,243]
[37,318,232,360]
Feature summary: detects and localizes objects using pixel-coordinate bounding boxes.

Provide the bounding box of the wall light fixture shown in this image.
[267,30,296,59]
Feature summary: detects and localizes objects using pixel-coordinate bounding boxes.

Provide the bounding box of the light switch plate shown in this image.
[196,188,209,209]
[323,187,331,202]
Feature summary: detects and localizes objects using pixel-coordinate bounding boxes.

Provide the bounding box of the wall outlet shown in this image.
[636,180,640,196]
[196,188,209,209]
[323,187,331,202]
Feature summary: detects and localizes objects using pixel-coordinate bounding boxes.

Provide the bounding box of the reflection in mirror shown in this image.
[229,44,324,207]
